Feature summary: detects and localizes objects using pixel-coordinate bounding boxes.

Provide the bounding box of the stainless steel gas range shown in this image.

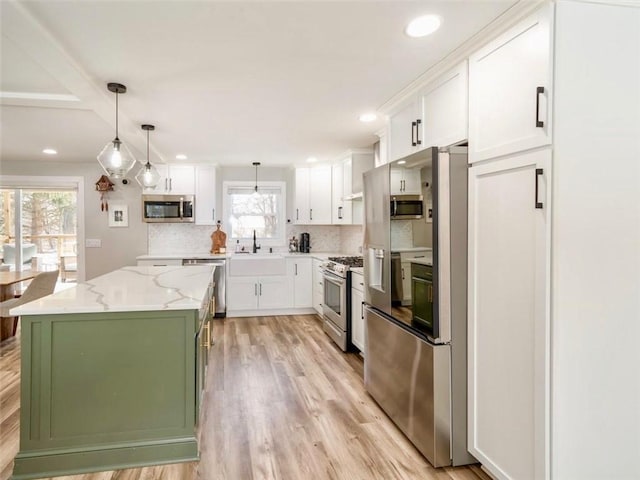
[321,256,363,351]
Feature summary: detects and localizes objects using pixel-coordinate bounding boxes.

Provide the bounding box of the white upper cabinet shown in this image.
[389,100,421,162]
[331,162,351,224]
[390,167,421,195]
[292,165,332,225]
[154,164,196,195]
[195,165,216,226]
[420,60,468,149]
[468,6,552,163]
[388,61,468,163]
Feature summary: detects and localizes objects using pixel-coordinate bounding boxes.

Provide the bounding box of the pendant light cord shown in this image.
[255,163,258,192]
[114,91,119,141]
[146,128,150,167]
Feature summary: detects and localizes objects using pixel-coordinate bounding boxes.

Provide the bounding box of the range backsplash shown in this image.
[148,223,363,254]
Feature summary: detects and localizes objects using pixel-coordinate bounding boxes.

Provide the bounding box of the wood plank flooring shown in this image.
[0,314,490,480]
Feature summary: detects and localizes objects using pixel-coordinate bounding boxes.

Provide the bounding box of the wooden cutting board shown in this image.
[210,225,227,254]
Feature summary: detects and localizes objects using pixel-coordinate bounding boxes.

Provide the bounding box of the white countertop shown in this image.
[391,247,433,253]
[12,265,215,316]
[408,257,433,266]
[137,252,347,261]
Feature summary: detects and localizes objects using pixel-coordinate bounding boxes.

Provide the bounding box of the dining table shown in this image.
[0,270,39,341]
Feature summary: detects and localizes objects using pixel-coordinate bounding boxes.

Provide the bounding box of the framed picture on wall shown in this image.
[109,204,129,228]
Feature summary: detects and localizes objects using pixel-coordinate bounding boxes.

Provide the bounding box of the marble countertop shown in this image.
[137,252,350,261]
[12,265,215,316]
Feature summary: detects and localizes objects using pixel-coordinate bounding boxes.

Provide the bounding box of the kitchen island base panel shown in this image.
[14,309,202,479]
[12,440,198,480]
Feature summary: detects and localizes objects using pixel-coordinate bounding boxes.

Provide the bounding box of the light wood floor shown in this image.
[0,314,490,480]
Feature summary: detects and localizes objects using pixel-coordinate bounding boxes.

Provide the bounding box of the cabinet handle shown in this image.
[259,283,262,296]
[310,209,313,221]
[361,301,364,320]
[411,121,417,147]
[203,323,211,349]
[535,168,544,209]
[536,86,545,128]
[212,208,215,221]
[401,267,405,280]
[165,178,168,191]
[338,206,342,220]
[416,119,422,145]
[295,264,298,276]
[169,178,173,191]
[296,208,299,221]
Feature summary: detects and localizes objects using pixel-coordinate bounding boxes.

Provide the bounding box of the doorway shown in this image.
[0,176,84,283]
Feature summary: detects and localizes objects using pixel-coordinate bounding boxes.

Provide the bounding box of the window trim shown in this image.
[222,180,286,247]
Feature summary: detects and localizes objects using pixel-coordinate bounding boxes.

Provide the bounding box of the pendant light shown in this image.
[252,162,261,197]
[135,124,161,189]
[97,82,136,178]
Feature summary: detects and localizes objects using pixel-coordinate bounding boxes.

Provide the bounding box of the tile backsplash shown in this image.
[148,223,363,254]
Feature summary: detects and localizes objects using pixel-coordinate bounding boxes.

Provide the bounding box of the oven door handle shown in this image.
[323,271,345,285]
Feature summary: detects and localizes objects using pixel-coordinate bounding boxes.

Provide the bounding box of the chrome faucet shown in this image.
[252,230,261,253]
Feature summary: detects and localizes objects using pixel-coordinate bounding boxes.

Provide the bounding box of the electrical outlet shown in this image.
[85,239,102,248]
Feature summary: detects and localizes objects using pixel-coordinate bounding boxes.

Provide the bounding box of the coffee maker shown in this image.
[299,233,310,253]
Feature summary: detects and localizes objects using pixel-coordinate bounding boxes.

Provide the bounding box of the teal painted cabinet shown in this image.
[12,309,206,480]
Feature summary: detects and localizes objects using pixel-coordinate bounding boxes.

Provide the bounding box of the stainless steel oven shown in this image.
[322,269,348,351]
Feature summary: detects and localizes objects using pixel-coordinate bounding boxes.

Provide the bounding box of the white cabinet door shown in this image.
[469,6,552,163]
[294,168,310,224]
[308,165,332,224]
[421,60,468,149]
[312,258,324,314]
[195,165,216,225]
[389,100,420,162]
[288,257,313,308]
[390,167,422,195]
[468,148,550,480]
[400,261,411,305]
[351,271,365,352]
[227,276,258,310]
[332,163,346,224]
[258,276,289,309]
[167,165,195,194]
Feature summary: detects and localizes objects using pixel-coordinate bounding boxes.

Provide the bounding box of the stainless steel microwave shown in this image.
[390,194,423,219]
[142,195,195,223]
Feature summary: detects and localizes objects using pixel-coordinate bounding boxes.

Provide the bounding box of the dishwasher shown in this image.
[182,258,226,317]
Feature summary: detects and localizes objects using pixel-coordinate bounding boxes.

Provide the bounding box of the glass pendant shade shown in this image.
[97,138,137,178]
[135,123,160,189]
[135,162,161,189]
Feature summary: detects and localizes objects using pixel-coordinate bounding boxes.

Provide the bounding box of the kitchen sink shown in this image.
[228,255,286,276]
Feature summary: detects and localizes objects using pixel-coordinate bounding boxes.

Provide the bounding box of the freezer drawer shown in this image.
[364,306,451,467]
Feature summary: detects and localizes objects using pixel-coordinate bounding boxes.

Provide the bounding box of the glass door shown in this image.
[0,188,77,277]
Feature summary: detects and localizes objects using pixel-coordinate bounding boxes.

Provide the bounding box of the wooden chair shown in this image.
[0,270,59,335]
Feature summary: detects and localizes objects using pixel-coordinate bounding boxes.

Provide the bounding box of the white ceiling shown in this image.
[0,0,518,169]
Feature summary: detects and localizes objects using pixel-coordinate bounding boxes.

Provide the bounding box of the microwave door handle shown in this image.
[393,198,398,217]
[178,198,183,220]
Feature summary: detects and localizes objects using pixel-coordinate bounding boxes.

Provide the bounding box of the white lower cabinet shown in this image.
[350,271,364,352]
[468,148,550,480]
[287,257,312,308]
[312,258,324,315]
[227,275,288,310]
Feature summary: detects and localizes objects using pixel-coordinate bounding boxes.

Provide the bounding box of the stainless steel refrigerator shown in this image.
[363,146,475,467]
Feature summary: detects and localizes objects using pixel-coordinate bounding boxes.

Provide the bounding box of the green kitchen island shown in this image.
[10,265,216,480]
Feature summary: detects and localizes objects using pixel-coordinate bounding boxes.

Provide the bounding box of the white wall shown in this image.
[0,160,148,279]
[552,2,640,478]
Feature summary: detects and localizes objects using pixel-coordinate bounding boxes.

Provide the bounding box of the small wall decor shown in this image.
[95,175,115,211]
[109,204,129,227]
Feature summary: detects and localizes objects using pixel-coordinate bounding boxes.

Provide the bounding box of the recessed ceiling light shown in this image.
[359,113,377,123]
[306,157,318,163]
[42,148,57,155]
[405,15,442,38]
[398,160,407,165]
[175,154,187,160]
